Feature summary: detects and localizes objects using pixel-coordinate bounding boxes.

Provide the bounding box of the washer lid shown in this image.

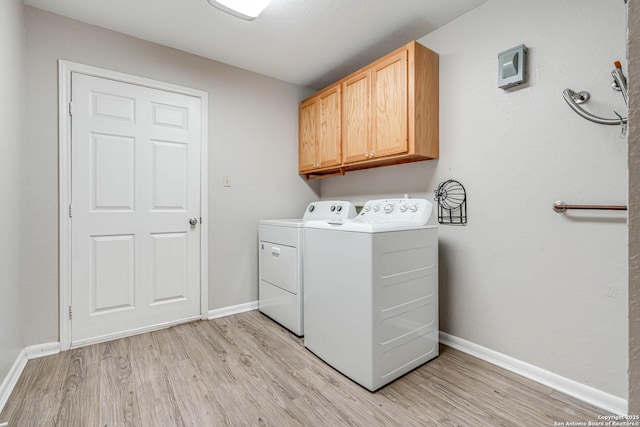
[259,219,305,228]
[260,201,357,226]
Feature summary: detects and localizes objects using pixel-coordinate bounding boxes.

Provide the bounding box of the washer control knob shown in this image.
[330,205,336,212]
[399,205,408,213]
[308,205,315,212]
[373,205,380,212]
[365,206,371,212]
[384,204,394,213]
[410,205,418,213]
[336,205,343,212]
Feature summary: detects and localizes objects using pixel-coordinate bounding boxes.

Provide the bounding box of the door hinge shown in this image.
[68,204,72,218]
[199,217,202,224]
[68,102,73,116]
[68,305,73,320]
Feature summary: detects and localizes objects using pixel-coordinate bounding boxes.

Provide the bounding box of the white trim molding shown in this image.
[439,332,628,416]
[208,301,259,320]
[0,349,27,414]
[0,343,61,414]
[25,342,60,360]
[58,60,209,351]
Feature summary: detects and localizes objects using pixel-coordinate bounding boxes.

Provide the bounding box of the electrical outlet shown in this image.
[223,175,231,187]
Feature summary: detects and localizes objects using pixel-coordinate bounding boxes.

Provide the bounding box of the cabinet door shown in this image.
[299,98,318,173]
[342,69,371,164]
[372,49,408,158]
[318,85,342,168]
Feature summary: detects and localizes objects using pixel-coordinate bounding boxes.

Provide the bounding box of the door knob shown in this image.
[189,218,198,226]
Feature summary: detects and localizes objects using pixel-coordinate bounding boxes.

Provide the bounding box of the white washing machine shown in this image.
[259,201,357,336]
[303,198,438,391]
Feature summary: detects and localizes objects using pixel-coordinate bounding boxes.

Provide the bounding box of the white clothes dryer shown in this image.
[303,198,438,391]
[259,201,357,336]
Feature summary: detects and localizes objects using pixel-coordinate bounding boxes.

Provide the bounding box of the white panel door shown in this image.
[71,72,202,346]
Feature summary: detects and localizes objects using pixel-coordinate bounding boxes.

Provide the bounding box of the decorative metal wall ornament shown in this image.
[434,179,467,225]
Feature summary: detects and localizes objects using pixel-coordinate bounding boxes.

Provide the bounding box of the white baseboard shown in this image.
[0,342,60,415]
[0,349,27,415]
[25,342,60,360]
[0,302,255,413]
[439,332,628,416]
[208,300,258,320]
[5,324,623,417]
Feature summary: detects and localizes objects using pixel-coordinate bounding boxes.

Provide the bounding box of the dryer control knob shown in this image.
[410,205,418,213]
[330,205,336,212]
[308,205,315,212]
[373,205,380,212]
[336,205,343,212]
[399,205,408,213]
[384,204,394,213]
[365,206,371,212]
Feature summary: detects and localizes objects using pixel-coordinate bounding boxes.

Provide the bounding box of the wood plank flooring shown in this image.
[1,310,608,426]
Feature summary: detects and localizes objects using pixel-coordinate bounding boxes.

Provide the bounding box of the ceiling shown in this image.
[24,0,489,90]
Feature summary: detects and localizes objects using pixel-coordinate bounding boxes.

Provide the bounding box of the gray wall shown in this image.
[321,0,629,398]
[22,6,319,346]
[628,0,640,415]
[17,0,636,408]
[0,0,25,382]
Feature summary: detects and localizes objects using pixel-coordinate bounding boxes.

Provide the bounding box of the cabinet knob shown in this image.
[365,152,370,158]
[370,151,375,157]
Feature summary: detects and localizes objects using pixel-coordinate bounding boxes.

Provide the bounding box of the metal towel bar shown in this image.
[553,201,628,213]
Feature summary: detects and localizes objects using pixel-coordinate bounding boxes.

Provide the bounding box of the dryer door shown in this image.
[259,241,297,294]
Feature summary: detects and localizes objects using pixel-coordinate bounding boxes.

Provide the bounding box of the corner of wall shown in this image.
[627,0,640,415]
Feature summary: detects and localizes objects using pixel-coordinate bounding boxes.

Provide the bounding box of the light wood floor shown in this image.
[1,310,607,426]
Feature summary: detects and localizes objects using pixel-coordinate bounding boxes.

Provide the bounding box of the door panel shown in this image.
[318,85,342,168]
[260,242,298,294]
[298,99,317,172]
[151,140,188,210]
[151,232,188,304]
[71,72,201,346]
[91,234,135,313]
[372,50,409,158]
[152,102,188,129]
[92,91,135,122]
[91,133,135,210]
[342,70,371,164]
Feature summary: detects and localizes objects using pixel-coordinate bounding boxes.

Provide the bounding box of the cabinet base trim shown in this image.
[304,168,345,180]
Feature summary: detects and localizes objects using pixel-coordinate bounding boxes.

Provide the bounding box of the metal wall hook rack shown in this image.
[562,61,628,126]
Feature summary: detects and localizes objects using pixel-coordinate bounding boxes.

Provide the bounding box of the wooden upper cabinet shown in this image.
[341,41,438,167]
[298,84,342,174]
[342,69,371,164]
[298,99,317,173]
[317,85,342,169]
[372,49,408,159]
[298,40,438,178]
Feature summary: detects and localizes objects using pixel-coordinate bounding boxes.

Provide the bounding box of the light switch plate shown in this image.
[498,44,527,89]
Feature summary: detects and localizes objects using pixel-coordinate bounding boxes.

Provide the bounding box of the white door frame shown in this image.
[58,60,209,351]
